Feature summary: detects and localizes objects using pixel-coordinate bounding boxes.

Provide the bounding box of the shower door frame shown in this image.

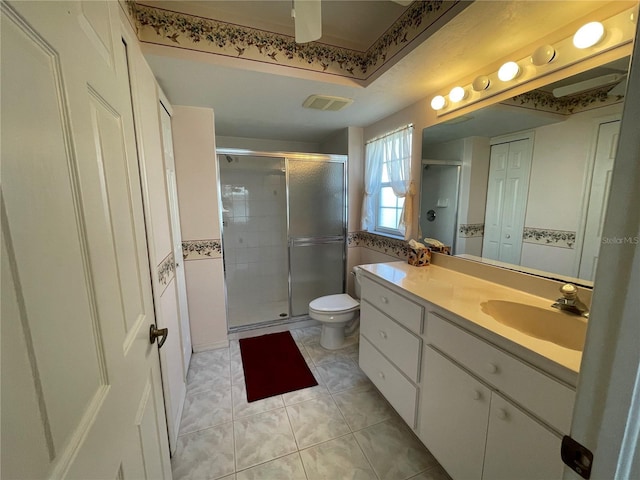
[216,148,348,332]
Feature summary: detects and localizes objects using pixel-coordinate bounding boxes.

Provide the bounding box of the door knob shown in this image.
[149,324,168,348]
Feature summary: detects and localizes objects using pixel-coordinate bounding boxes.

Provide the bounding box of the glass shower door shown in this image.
[219,155,289,328]
[288,158,346,316]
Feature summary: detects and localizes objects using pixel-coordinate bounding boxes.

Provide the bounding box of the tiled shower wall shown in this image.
[221,159,289,327]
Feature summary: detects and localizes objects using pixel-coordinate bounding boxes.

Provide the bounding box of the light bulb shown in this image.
[449,86,467,102]
[472,75,490,92]
[531,44,556,66]
[573,22,605,49]
[498,61,520,82]
[431,95,446,111]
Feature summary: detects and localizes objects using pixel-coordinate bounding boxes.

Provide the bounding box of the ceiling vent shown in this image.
[302,95,353,111]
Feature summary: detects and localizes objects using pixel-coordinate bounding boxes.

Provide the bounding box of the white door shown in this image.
[160,103,193,372]
[482,138,533,264]
[578,120,620,281]
[1,2,171,478]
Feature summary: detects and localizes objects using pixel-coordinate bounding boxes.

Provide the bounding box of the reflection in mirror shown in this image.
[419,162,461,252]
[420,57,629,284]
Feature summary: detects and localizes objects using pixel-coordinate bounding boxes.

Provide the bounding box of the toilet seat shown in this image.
[309,294,359,314]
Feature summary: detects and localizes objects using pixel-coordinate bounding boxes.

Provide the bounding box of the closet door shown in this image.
[288,159,346,316]
[482,137,533,264]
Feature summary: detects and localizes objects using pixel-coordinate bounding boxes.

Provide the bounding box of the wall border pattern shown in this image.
[503,86,624,115]
[130,1,460,81]
[183,239,223,260]
[458,223,484,238]
[157,251,176,287]
[523,227,576,249]
[348,231,410,259]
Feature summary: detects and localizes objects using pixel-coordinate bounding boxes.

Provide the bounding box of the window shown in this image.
[376,164,405,236]
[362,125,413,239]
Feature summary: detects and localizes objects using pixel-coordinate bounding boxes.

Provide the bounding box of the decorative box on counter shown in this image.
[428,245,451,255]
[408,247,431,266]
[423,238,452,255]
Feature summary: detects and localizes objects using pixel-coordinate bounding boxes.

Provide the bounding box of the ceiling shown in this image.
[140,1,624,143]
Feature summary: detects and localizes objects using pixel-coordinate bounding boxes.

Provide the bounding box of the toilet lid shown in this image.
[309,294,359,312]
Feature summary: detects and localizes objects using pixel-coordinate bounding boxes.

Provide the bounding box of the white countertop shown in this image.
[359,261,584,376]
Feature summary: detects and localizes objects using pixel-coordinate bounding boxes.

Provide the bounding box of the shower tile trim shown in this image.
[348,231,410,260]
[157,251,175,289]
[458,223,484,238]
[183,239,223,260]
[523,227,576,249]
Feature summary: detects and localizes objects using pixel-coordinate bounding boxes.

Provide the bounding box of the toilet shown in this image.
[309,266,362,350]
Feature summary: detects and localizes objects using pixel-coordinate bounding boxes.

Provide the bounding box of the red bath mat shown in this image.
[239,331,318,402]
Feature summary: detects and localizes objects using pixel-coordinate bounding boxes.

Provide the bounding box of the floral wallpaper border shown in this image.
[348,231,410,259]
[183,239,223,261]
[523,227,576,249]
[458,223,484,238]
[129,1,461,81]
[157,252,175,288]
[503,85,624,115]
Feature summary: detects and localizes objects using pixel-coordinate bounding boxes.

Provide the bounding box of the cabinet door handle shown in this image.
[497,408,509,421]
[378,371,385,380]
[486,362,498,374]
[472,390,482,401]
[379,330,388,340]
[380,296,389,304]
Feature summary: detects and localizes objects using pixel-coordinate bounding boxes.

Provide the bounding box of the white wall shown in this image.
[520,103,623,276]
[320,128,349,154]
[526,103,623,231]
[216,135,320,153]
[172,106,228,351]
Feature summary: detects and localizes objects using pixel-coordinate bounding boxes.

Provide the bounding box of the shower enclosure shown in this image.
[218,150,347,330]
[419,161,461,252]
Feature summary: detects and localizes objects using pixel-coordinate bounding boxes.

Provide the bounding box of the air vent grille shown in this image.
[303,95,353,111]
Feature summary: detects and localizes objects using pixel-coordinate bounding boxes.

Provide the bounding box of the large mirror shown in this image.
[420,57,629,286]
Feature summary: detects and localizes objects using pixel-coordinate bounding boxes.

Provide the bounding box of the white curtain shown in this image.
[384,126,414,240]
[361,139,384,231]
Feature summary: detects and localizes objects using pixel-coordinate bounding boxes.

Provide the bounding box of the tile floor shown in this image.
[172,326,451,480]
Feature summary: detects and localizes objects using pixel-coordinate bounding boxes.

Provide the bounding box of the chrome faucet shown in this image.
[552,283,589,318]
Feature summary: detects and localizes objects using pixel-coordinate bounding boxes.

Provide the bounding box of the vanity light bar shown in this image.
[430,7,636,114]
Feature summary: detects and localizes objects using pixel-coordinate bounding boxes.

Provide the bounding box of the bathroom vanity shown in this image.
[358,259,587,480]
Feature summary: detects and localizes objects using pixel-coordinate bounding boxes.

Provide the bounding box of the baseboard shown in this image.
[192,339,229,352]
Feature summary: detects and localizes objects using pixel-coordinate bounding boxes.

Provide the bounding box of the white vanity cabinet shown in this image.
[358,272,575,480]
[358,276,423,427]
[421,313,570,480]
[420,346,491,480]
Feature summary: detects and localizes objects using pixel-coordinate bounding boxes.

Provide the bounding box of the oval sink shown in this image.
[481,300,587,351]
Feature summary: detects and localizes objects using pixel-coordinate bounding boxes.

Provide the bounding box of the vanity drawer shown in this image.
[426,312,575,434]
[359,336,418,428]
[360,276,423,334]
[361,301,421,382]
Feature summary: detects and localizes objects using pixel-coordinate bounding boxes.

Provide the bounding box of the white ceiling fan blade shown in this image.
[293,0,321,43]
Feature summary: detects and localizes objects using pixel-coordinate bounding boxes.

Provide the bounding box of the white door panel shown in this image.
[482,137,532,264]
[579,120,620,281]
[1,1,170,478]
